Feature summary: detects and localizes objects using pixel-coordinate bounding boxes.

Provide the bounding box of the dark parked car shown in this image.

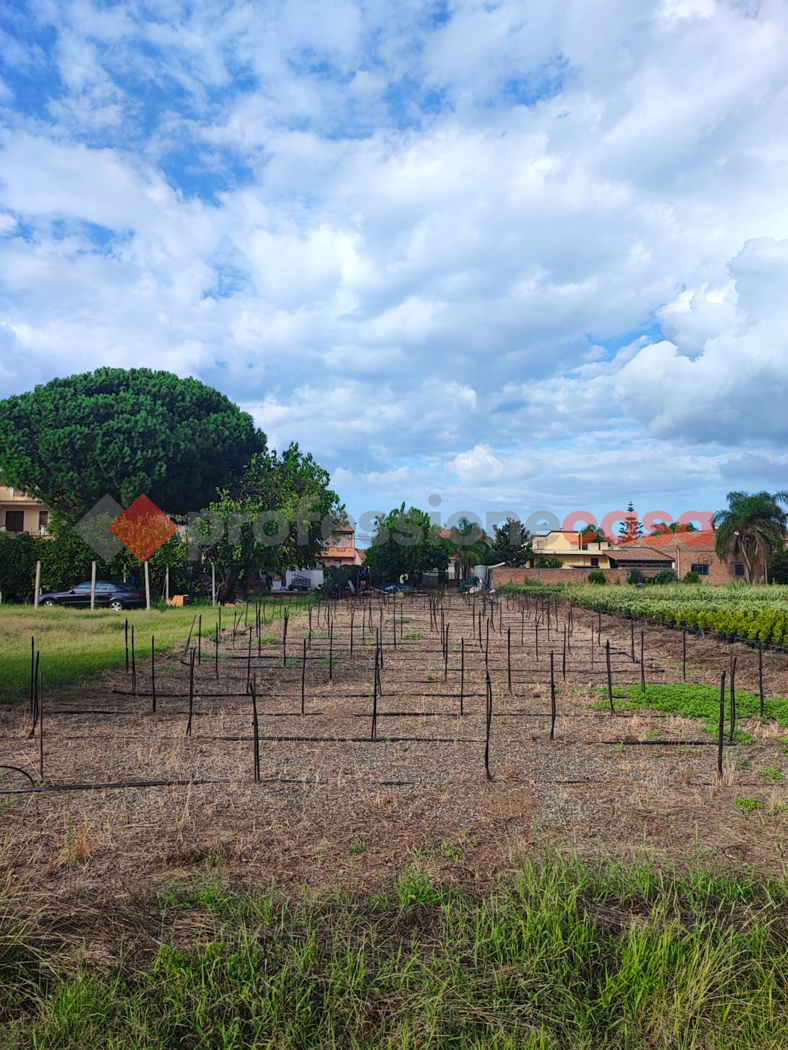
[39,581,145,611]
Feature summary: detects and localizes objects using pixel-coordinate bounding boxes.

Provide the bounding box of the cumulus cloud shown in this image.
[1,0,787,521]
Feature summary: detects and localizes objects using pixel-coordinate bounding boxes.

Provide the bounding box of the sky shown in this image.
[1,0,787,539]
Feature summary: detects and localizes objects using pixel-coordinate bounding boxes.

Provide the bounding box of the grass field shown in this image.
[0,600,299,705]
[3,853,788,1049]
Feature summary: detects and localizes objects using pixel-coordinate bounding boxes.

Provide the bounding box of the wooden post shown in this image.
[507,627,512,692]
[250,675,260,783]
[211,563,216,607]
[444,624,449,682]
[535,622,539,662]
[729,655,737,743]
[38,672,44,780]
[550,651,556,740]
[562,626,567,680]
[151,635,156,713]
[165,565,170,606]
[215,624,219,679]
[329,622,334,682]
[124,619,129,673]
[197,615,202,665]
[90,560,97,611]
[371,648,379,741]
[640,629,646,693]
[186,648,195,736]
[350,610,354,657]
[33,560,41,609]
[144,560,151,611]
[30,636,35,718]
[630,618,635,662]
[246,627,253,692]
[460,637,465,716]
[301,638,307,715]
[682,628,687,681]
[484,670,493,781]
[606,640,614,714]
[131,626,136,695]
[759,641,765,718]
[283,610,289,668]
[31,651,40,736]
[717,671,726,780]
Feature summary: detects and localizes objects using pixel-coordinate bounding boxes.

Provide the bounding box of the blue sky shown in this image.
[1,0,787,534]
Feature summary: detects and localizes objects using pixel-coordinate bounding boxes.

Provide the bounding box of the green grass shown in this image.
[601,682,788,743]
[4,855,788,1048]
[0,602,294,704]
[735,797,765,814]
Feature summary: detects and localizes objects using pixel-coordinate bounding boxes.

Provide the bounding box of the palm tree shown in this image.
[713,491,788,584]
[449,518,493,579]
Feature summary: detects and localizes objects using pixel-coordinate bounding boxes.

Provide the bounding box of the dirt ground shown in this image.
[3,591,788,956]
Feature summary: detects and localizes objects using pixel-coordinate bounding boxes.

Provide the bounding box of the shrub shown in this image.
[587,570,607,585]
[683,571,701,584]
[653,569,678,585]
[627,568,645,585]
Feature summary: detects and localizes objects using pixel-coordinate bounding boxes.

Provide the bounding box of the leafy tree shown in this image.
[364,505,453,585]
[650,521,698,536]
[587,570,607,585]
[535,554,563,569]
[0,368,265,520]
[713,490,788,584]
[579,524,603,548]
[627,568,646,585]
[489,519,532,566]
[194,445,343,602]
[770,549,788,585]
[683,571,701,584]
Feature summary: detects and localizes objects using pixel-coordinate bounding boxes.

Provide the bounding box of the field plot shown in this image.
[4,591,788,904]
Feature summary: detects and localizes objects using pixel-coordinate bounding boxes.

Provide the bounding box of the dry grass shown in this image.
[2,591,788,920]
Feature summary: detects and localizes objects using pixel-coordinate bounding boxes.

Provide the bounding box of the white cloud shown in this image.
[1,0,788,521]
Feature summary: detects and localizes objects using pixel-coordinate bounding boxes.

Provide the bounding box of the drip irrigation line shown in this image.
[0,777,224,795]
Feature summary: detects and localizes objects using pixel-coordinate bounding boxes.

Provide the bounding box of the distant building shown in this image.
[317,524,366,569]
[0,486,50,536]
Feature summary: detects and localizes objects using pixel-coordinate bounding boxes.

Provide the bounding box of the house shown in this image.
[529,530,619,570]
[317,524,367,570]
[0,487,50,536]
[625,529,744,583]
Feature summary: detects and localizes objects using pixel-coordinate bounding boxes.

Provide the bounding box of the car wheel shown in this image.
[42,599,57,606]
[109,599,125,611]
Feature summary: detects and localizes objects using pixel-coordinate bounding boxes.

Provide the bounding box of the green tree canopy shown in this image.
[0,368,265,519]
[489,518,533,567]
[194,444,343,602]
[364,505,453,585]
[714,490,788,584]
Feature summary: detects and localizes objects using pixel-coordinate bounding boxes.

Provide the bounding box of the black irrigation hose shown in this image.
[0,764,36,786]
[0,777,223,795]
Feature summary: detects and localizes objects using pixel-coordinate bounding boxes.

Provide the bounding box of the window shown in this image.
[4,510,24,533]
[734,563,745,577]
[38,511,49,529]
[590,557,599,568]
[690,563,711,576]
[74,583,92,591]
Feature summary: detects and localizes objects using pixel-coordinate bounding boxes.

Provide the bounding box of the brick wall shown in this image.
[491,567,630,587]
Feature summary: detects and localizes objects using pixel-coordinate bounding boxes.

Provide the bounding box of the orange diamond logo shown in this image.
[109,495,178,562]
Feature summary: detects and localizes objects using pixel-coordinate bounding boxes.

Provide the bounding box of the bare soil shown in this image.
[3,592,788,959]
